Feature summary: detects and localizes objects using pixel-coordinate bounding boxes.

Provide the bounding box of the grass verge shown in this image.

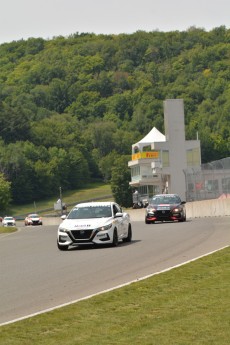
[0,226,17,234]
[8,182,112,217]
[0,247,229,344]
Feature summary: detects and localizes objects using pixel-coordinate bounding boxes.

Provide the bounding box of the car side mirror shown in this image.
[115,212,123,218]
[61,215,67,220]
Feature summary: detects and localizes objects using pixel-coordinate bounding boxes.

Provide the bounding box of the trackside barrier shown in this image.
[186,198,230,218]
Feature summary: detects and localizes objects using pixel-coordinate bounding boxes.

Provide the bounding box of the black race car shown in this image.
[145,194,186,224]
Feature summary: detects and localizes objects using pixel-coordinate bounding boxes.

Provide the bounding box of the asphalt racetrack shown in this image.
[0,211,230,325]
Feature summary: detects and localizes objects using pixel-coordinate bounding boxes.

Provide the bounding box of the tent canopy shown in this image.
[132,127,165,152]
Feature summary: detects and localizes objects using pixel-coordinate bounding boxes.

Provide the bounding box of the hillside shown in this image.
[0,27,229,204]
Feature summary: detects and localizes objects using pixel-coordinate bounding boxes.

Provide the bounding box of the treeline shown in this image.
[0,26,230,205]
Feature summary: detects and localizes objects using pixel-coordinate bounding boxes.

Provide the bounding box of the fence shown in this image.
[184,157,230,201]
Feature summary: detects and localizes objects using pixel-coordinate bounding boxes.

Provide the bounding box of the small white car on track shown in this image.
[2,216,16,227]
[24,214,43,226]
[57,201,132,250]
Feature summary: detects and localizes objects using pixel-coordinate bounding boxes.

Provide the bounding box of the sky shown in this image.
[1,0,230,44]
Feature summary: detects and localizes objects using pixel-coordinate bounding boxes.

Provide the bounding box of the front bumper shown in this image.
[28,221,42,225]
[146,211,184,222]
[58,228,113,246]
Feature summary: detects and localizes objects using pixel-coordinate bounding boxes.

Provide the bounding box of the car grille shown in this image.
[70,229,93,240]
[156,210,171,218]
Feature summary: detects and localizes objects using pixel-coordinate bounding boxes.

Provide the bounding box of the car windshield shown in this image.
[67,205,112,219]
[29,214,39,217]
[151,195,181,205]
[4,217,13,220]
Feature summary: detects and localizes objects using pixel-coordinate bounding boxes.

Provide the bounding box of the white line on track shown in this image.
[1,245,229,327]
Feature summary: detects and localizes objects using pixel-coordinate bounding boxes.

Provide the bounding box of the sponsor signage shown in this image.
[132,151,159,160]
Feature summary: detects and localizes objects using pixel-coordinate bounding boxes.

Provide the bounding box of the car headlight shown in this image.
[173,207,182,212]
[96,223,113,232]
[147,208,156,213]
[59,227,68,233]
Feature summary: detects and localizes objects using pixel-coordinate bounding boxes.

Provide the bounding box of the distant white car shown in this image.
[2,216,16,227]
[24,214,43,226]
[57,201,132,250]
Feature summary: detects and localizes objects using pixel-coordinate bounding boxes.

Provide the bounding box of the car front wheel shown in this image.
[112,229,119,247]
[179,214,186,222]
[123,224,132,243]
[145,217,151,224]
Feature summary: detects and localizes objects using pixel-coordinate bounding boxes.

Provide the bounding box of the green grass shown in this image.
[0,247,229,344]
[8,182,112,217]
[0,226,17,234]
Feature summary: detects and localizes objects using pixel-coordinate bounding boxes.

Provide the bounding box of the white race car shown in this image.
[2,216,16,227]
[24,214,43,226]
[57,201,132,250]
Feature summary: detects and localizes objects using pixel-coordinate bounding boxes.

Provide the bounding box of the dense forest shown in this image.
[0,26,230,206]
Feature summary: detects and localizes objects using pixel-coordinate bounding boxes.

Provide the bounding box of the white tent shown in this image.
[132,127,165,153]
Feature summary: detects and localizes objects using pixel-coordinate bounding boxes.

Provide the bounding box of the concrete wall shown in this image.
[186,198,230,218]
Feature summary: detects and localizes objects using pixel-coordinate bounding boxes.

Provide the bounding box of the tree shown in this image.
[0,100,32,143]
[110,155,133,207]
[29,113,81,148]
[0,141,36,203]
[65,147,90,188]
[88,121,117,157]
[98,151,119,182]
[0,173,11,211]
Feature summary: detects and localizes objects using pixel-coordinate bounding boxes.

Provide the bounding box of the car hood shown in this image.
[60,217,112,230]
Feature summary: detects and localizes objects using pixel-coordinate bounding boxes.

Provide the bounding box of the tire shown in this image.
[179,213,186,222]
[57,241,69,251]
[145,217,151,224]
[123,224,132,243]
[112,229,119,247]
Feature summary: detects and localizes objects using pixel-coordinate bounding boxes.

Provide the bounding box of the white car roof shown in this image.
[75,201,114,207]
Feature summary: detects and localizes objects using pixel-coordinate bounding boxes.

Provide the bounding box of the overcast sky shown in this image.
[1,0,230,44]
